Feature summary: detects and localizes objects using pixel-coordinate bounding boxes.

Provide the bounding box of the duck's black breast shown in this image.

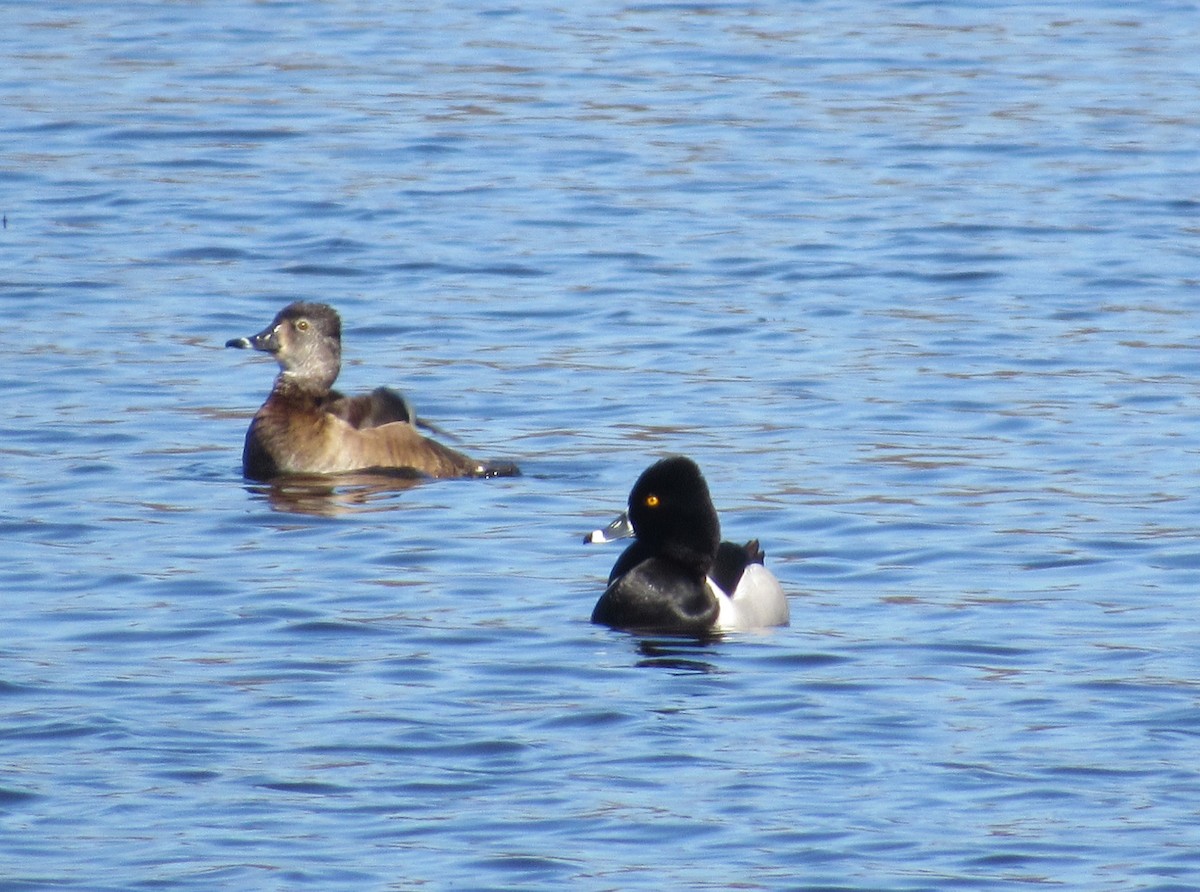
[591,557,720,635]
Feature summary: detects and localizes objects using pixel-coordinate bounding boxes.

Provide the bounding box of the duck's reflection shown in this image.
[248,470,425,516]
[633,636,721,674]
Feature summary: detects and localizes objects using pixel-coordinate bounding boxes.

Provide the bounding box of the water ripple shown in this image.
[3,2,1199,889]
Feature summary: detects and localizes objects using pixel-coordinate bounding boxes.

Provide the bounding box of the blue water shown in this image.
[4,1,1200,888]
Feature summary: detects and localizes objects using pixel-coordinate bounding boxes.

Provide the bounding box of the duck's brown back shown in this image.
[242,393,487,481]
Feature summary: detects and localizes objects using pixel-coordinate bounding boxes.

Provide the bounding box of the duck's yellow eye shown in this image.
[645,494,659,508]
[296,319,310,332]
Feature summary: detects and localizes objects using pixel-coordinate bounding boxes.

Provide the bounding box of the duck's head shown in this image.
[226,301,342,392]
[624,455,721,576]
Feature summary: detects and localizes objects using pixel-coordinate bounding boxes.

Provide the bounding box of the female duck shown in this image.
[586,456,789,635]
[226,301,517,481]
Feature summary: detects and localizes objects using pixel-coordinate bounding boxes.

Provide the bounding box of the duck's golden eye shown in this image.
[295,319,310,332]
[645,494,659,508]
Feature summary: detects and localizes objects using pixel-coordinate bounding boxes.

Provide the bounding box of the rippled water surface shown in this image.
[4,2,1200,889]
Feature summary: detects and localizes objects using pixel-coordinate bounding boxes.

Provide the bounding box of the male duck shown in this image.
[586,456,790,635]
[226,301,518,481]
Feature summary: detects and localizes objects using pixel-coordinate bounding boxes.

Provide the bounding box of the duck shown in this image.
[585,455,790,635]
[225,301,518,481]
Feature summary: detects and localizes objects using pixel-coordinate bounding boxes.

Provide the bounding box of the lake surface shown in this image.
[3,1,1200,889]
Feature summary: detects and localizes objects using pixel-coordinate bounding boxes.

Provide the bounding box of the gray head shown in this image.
[226,301,343,393]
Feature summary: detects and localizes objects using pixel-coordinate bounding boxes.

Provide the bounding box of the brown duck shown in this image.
[226,301,518,481]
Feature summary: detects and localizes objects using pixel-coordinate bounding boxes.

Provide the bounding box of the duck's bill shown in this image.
[584,511,634,544]
[225,325,279,353]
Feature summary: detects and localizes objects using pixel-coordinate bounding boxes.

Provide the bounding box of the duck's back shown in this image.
[324,386,416,429]
[243,392,481,480]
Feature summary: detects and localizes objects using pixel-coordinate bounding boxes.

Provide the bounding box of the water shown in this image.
[3,1,1200,888]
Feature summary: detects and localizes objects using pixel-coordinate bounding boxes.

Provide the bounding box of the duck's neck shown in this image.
[273,371,335,402]
[662,541,714,580]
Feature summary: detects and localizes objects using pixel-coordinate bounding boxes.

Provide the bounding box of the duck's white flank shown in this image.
[710,564,790,631]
